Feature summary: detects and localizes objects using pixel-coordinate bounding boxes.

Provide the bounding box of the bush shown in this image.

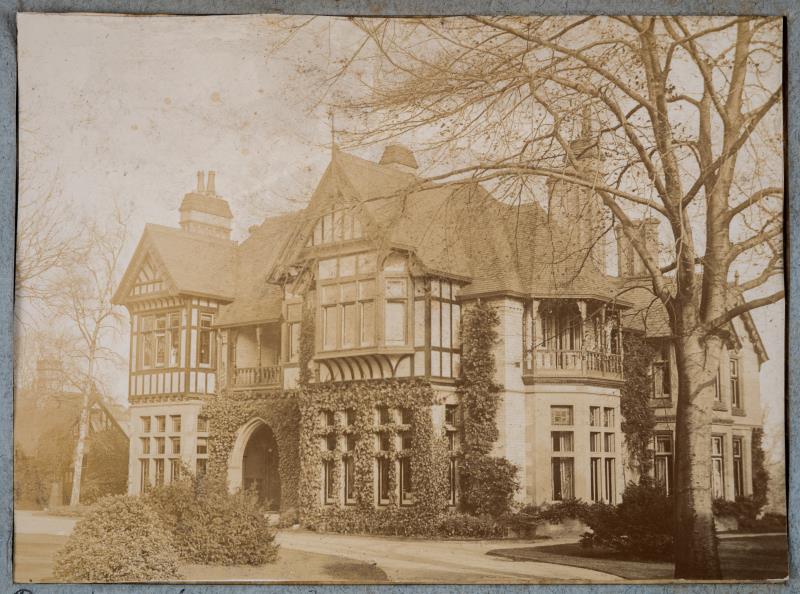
[505,499,591,537]
[581,479,674,560]
[148,473,278,566]
[713,496,786,532]
[438,512,505,538]
[459,455,519,518]
[54,495,181,582]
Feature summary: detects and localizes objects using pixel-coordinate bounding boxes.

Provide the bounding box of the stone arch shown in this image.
[228,417,281,509]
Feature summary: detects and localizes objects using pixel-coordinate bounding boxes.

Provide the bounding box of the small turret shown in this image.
[179,171,233,240]
[379,144,419,173]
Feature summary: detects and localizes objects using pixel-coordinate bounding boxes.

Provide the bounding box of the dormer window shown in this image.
[307,208,364,247]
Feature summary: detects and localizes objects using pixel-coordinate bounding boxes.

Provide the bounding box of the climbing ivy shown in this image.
[201,392,301,515]
[298,302,316,387]
[297,379,449,535]
[620,332,657,477]
[456,300,518,517]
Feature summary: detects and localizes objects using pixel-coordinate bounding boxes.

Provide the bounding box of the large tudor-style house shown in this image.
[112,137,767,516]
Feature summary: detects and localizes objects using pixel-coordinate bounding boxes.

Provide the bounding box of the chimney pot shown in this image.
[196,171,205,193]
[207,171,216,195]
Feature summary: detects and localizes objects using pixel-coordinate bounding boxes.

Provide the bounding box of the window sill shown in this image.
[712,402,728,412]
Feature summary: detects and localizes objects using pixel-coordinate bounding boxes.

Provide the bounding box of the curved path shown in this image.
[14,511,620,583]
[276,529,621,583]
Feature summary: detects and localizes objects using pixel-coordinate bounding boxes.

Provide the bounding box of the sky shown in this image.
[16,13,785,456]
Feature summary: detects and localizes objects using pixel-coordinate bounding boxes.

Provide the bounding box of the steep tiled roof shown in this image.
[144,224,237,299]
[215,212,302,327]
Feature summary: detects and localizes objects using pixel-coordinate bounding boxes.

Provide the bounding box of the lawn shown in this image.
[489,534,788,581]
[14,533,388,584]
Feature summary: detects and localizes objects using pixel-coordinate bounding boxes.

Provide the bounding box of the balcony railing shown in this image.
[524,349,623,382]
[232,365,282,388]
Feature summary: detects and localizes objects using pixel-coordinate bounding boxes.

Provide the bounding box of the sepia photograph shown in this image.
[12,11,787,584]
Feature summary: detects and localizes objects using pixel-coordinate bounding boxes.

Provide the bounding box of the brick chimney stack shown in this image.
[179,171,233,240]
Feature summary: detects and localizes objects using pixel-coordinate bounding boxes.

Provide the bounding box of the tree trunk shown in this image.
[673,328,723,579]
[68,390,91,506]
[69,355,95,507]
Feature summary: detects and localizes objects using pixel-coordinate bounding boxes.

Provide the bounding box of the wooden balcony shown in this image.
[231,365,282,389]
[523,349,623,385]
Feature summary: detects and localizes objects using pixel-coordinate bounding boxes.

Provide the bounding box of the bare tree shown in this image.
[15,178,86,313]
[48,209,127,506]
[324,16,783,578]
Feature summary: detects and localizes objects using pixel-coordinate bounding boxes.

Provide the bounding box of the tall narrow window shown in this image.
[155,316,167,367]
[733,436,745,497]
[654,434,674,495]
[171,415,181,432]
[344,434,356,505]
[603,458,616,503]
[323,305,338,350]
[603,407,614,428]
[139,459,150,493]
[730,358,742,409]
[199,313,213,365]
[155,458,165,486]
[141,316,154,368]
[156,415,166,433]
[141,416,151,433]
[714,365,723,403]
[589,406,600,427]
[169,312,181,366]
[400,429,413,505]
[140,437,151,455]
[552,457,574,501]
[711,435,725,499]
[378,458,391,504]
[323,460,335,504]
[170,458,181,482]
[604,433,615,453]
[652,344,671,398]
[590,458,602,502]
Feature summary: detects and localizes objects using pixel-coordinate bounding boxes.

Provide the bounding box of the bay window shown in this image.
[429,278,461,378]
[139,311,181,369]
[319,254,377,351]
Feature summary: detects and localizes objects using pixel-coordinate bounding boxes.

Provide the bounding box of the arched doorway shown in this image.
[241,424,281,510]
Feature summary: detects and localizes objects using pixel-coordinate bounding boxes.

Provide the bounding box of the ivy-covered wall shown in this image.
[202,392,301,513]
[296,378,450,535]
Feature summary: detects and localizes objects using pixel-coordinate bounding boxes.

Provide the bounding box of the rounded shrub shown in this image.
[148,473,278,566]
[54,495,181,582]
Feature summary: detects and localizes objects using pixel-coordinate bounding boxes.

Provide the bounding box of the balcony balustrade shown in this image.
[231,365,282,388]
[524,348,623,382]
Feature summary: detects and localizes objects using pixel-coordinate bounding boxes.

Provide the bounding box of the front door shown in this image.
[242,424,281,510]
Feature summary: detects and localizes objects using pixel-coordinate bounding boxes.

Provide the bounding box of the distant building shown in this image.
[14,359,130,507]
[113,135,767,514]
